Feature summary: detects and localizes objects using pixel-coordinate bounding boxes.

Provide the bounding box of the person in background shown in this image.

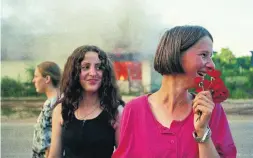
[113,25,237,158]
[32,61,61,158]
[49,45,124,158]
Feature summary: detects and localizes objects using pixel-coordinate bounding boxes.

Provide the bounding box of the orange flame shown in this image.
[119,75,125,81]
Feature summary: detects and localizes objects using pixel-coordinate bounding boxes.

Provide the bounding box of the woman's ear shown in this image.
[45,75,51,84]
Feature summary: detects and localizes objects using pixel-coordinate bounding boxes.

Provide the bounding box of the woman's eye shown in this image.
[81,65,90,70]
[95,65,100,70]
[201,53,207,58]
[81,64,104,71]
[96,64,104,70]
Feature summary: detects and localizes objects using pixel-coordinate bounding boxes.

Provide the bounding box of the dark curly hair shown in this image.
[59,45,124,126]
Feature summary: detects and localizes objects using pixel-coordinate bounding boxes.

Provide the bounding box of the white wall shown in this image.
[142,60,151,93]
[1,60,65,82]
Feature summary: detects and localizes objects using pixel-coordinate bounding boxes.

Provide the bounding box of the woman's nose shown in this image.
[89,66,97,76]
[206,58,215,70]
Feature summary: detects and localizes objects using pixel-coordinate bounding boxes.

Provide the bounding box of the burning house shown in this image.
[108,49,162,94]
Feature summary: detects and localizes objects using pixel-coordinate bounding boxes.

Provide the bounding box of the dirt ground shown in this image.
[1,96,253,122]
[1,97,253,158]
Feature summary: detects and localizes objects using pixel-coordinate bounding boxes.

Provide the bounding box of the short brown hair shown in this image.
[37,61,61,87]
[154,25,213,75]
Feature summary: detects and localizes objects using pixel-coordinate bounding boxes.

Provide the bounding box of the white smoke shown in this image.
[1,0,169,61]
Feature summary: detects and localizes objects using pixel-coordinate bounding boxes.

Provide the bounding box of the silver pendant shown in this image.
[82,120,86,126]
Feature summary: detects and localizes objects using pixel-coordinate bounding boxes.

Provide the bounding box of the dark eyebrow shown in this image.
[81,62,101,66]
[200,51,213,56]
[81,63,90,66]
[81,61,90,64]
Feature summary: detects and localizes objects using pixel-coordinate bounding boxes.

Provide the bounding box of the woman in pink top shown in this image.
[113,25,237,158]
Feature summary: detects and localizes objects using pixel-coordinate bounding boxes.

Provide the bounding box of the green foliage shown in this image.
[213,48,253,99]
[1,65,42,97]
[22,82,39,97]
[219,48,236,64]
[23,65,38,96]
[25,65,35,81]
[1,106,41,118]
[1,76,25,97]
[237,56,251,70]
[1,106,16,116]
[230,89,251,99]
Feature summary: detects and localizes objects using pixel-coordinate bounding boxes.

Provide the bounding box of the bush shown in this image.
[230,89,250,99]
[1,65,43,97]
[1,76,41,97]
[23,82,39,97]
[1,76,25,97]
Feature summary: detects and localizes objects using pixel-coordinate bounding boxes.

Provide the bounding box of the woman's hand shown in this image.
[192,91,215,137]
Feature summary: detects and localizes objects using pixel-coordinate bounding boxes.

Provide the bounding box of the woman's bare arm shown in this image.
[115,105,124,147]
[48,104,63,158]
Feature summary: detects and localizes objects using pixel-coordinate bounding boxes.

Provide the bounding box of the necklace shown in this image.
[77,104,100,125]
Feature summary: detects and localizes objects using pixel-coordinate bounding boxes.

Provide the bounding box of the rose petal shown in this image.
[194,69,229,104]
[207,69,221,78]
[195,77,203,83]
[203,80,211,90]
[196,88,203,93]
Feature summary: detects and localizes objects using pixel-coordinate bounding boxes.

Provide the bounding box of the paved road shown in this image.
[1,119,253,158]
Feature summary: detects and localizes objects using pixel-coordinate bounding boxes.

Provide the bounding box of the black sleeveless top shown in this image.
[61,110,115,158]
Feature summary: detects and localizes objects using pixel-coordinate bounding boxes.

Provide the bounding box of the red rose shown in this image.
[194,77,211,93]
[194,69,229,103]
[207,69,221,78]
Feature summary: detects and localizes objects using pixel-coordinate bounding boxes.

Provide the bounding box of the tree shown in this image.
[219,48,236,64]
[237,56,251,70]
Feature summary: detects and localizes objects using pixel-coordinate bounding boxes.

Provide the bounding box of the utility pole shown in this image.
[250,51,253,66]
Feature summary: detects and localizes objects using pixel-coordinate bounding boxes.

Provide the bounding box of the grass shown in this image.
[1,106,16,116]
[1,96,253,120]
[1,106,41,119]
[1,96,46,101]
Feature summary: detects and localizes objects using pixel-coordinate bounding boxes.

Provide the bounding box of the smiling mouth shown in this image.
[87,79,99,85]
[87,79,98,82]
[197,72,206,77]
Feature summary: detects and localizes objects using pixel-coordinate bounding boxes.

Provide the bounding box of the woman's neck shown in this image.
[80,92,100,108]
[45,86,59,99]
[153,75,192,112]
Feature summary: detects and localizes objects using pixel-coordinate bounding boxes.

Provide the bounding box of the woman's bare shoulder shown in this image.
[53,103,63,124]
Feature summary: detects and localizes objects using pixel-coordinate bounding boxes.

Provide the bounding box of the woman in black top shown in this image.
[49,45,124,158]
